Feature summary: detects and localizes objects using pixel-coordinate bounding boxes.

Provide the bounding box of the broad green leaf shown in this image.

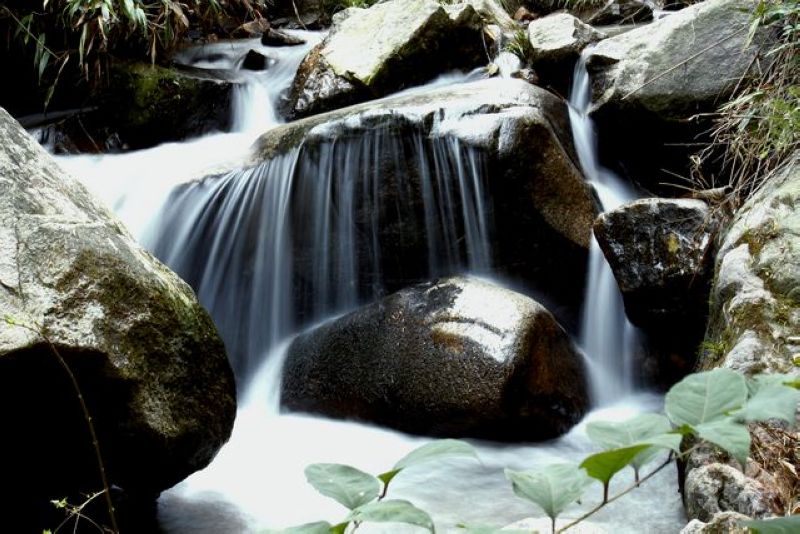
[694,418,751,467]
[262,521,334,534]
[643,432,683,453]
[347,499,434,532]
[505,463,590,520]
[735,385,800,424]
[587,413,673,469]
[666,369,748,426]
[579,444,651,484]
[747,374,800,395]
[304,463,380,510]
[741,515,800,533]
[393,440,478,470]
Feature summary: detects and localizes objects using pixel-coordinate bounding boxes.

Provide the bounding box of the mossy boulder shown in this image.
[282,276,588,441]
[287,0,490,118]
[0,107,236,529]
[104,62,233,149]
[700,155,800,374]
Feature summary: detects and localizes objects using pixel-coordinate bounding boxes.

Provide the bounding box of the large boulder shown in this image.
[286,0,489,118]
[700,155,800,374]
[0,108,236,528]
[594,198,717,329]
[281,276,589,441]
[586,0,653,26]
[585,0,768,192]
[594,198,718,384]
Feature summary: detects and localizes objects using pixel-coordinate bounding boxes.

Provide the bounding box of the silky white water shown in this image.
[568,52,640,407]
[52,39,685,533]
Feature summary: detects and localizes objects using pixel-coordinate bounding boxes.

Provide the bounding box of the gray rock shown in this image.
[684,463,777,522]
[0,108,236,523]
[584,0,769,192]
[587,0,653,26]
[261,27,307,47]
[587,0,761,120]
[680,512,751,534]
[528,13,606,65]
[594,198,717,329]
[700,154,800,374]
[287,0,487,118]
[527,12,606,92]
[281,276,588,441]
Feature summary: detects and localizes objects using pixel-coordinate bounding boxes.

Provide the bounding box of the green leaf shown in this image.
[748,373,800,395]
[393,440,478,470]
[347,500,434,532]
[505,463,590,521]
[579,444,652,485]
[694,418,751,467]
[666,369,748,426]
[304,463,380,510]
[586,413,673,469]
[377,468,401,487]
[735,385,799,424]
[741,515,800,533]
[264,521,335,534]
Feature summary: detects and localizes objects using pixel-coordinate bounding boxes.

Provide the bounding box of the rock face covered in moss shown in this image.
[287,0,489,118]
[282,276,588,441]
[106,62,233,149]
[0,107,236,526]
[701,155,800,374]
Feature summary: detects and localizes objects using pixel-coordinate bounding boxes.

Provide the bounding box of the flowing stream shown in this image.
[55,34,684,533]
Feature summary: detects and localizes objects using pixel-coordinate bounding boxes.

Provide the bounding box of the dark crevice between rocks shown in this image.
[0,343,160,533]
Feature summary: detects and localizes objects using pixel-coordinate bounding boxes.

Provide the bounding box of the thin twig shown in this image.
[9,319,119,533]
[556,457,674,533]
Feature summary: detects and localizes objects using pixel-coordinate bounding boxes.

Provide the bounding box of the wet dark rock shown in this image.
[261,28,308,47]
[587,0,653,26]
[241,49,274,71]
[0,107,236,530]
[232,18,271,38]
[282,276,588,441]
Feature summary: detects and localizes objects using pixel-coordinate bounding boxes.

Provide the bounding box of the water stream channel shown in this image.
[55,33,686,533]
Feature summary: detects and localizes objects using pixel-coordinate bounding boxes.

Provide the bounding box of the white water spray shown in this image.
[568,52,640,406]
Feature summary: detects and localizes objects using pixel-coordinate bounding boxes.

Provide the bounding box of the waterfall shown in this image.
[147,130,492,380]
[568,52,639,406]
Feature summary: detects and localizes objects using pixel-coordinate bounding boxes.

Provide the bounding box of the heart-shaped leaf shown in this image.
[666,369,748,426]
[735,384,800,424]
[587,413,673,469]
[505,463,590,521]
[741,515,800,533]
[304,463,380,510]
[579,444,652,485]
[694,418,751,467]
[393,440,478,470]
[347,499,434,532]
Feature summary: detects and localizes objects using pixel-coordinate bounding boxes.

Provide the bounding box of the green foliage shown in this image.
[665,368,748,426]
[503,29,533,63]
[0,0,268,106]
[278,440,478,533]
[579,445,651,498]
[742,515,800,533]
[694,0,800,208]
[505,463,591,531]
[304,464,381,510]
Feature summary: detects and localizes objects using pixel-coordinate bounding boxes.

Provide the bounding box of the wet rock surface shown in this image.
[282,276,588,441]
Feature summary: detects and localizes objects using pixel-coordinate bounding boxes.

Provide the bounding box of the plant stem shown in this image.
[12,321,120,533]
[556,457,674,533]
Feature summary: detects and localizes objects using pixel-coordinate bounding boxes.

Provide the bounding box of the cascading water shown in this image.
[148,130,491,379]
[568,52,640,407]
[54,35,684,533]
